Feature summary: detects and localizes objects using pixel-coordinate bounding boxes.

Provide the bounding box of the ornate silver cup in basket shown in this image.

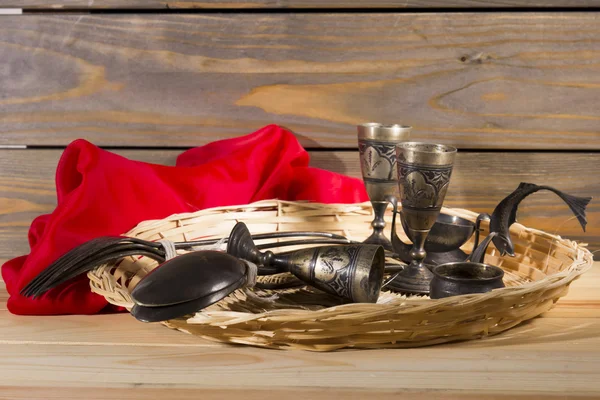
[386,142,457,295]
[357,122,412,251]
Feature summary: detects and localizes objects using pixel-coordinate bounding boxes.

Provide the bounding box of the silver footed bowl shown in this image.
[401,213,475,253]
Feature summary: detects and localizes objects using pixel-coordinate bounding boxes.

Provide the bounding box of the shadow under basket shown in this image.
[87,200,593,351]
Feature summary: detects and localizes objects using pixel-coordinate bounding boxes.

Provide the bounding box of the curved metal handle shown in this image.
[467,231,498,264]
[472,213,491,254]
[386,195,413,263]
[385,195,399,242]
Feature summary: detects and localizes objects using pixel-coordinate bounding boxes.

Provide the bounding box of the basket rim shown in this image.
[90,199,594,307]
[88,199,593,351]
[86,199,595,350]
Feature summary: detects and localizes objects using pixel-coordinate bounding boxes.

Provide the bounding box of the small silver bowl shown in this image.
[402,213,476,253]
[430,262,505,299]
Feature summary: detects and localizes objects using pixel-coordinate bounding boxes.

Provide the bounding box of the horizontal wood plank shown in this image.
[2,14,600,149]
[1,149,598,265]
[3,387,600,400]
[0,310,219,345]
[0,335,599,393]
[4,1,600,9]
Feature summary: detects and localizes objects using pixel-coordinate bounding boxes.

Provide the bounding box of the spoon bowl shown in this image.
[131,251,248,309]
[130,276,246,323]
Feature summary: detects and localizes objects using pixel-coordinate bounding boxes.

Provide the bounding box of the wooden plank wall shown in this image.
[0,0,598,11]
[3,1,600,8]
[1,2,599,263]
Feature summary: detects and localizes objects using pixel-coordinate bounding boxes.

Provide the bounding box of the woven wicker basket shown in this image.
[88,200,593,351]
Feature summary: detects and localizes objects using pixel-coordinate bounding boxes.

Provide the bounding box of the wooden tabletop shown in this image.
[0,263,598,399]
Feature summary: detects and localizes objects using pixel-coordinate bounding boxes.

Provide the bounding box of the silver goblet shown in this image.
[227,222,386,303]
[357,122,412,251]
[387,142,457,295]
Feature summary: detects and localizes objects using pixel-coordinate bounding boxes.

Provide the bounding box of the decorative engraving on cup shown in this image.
[311,246,358,300]
[359,141,398,182]
[397,164,453,209]
[288,244,384,303]
[311,246,350,280]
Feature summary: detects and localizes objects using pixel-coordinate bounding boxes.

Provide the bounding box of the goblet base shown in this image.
[393,243,468,266]
[363,231,394,252]
[386,262,433,295]
[425,249,469,265]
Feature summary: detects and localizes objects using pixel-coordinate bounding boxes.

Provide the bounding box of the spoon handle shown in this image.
[174,231,350,249]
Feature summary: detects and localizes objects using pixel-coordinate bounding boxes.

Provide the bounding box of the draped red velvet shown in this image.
[2,125,368,315]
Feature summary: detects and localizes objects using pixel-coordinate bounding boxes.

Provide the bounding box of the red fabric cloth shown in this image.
[2,125,368,315]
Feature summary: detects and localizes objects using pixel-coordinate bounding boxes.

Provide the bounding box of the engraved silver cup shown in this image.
[387,142,457,295]
[357,123,412,251]
[227,222,386,303]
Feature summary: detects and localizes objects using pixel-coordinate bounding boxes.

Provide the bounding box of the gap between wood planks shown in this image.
[13,6,600,13]
[7,145,600,155]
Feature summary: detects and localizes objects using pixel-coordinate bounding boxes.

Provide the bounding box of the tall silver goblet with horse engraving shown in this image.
[388,142,457,295]
[358,123,412,251]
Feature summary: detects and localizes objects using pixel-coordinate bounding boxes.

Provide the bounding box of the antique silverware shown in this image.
[227,222,386,303]
[21,236,167,299]
[488,182,591,257]
[429,262,505,299]
[391,210,490,265]
[429,231,504,299]
[130,251,248,322]
[358,122,412,251]
[20,231,353,298]
[387,142,457,295]
[390,181,591,265]
[131,280,244,323]
[131,251,248,307]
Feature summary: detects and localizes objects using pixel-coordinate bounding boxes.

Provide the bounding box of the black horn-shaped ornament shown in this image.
[227,222,386,303]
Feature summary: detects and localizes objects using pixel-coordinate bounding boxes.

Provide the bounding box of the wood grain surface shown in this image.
[1,5,598,398]
[0,341,598,393]
[4,0,600,9]
[3,13,600,149]
[1,148,597,263]
[0,264,598,398]
[3,388,600,400]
